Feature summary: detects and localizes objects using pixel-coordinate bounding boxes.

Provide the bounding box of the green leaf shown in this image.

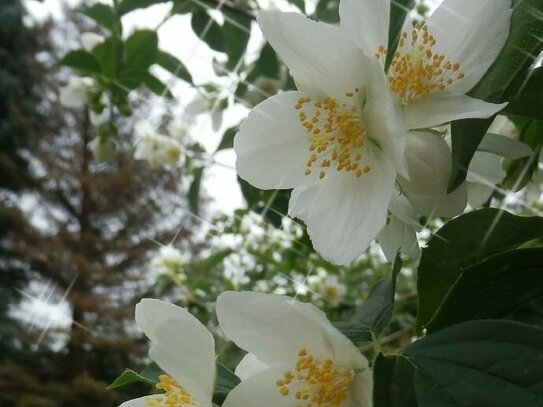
[223,11,251,71]
[142,72,173,98]
[191,11,226,53]
[60,50,102,74]
[448,0,543,191]
[108,361,165,390]
[335,253,402,342]
[405,320,543,406]
[214,362,240,398]
[374,354,417,407]
[156,51,193,84]
[80,3,118,31]
[502,68,543,121]
[417,208,543,329]
[287,0,305,12]
[427,248,543,333]
[216,126,237,151]
[385,0,414,71]
[314,0,340,23]
[188,167,204,215]
[124,30,159,70]
[92,36,124,78]
[118,0,166,15]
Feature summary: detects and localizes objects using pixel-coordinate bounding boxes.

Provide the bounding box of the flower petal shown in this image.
[339,0,390,56]
[135,299,215,406]
[427,0,512,93]
[257,11,369,98]
[118,395,166,407]
[289,146,396,265]
[405,93,507,129]
[222,367,293,407]
[235,353,270,381]
[478,133,532,160]
[467,182,494,208]
[467,151,505,185]
[234,91,319,190]
[217,291,367,370]
[348,369,373,407]
[405,182,467,218]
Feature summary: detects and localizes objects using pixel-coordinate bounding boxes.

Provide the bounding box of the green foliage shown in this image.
[417,209,543,329]
[156,51,193,84]
[374,354,417,407]
[448,0,543,191]
[60,50,102,74]
[404,320,543,406]
[191,11,227,53]
[118,0,167,16]
[427,248,543,332]
[124,30,159,70]
[214,363,240,402]
[188,167,205,215]
[503,67,543,122]
[80,3,119,31]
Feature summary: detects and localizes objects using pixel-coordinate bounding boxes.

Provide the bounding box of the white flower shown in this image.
[235,10,409,265]
[89,136,116,162]
[59,77,94,108]
[167,118,188,141]
[318,274,347,306]
[245,75,287,106]
[217,291,372,407]
[351,0,511,128]
[377,192,421,262]
[399,131,467,217]
[80,32,105,52]
[152,246,187,279]
[134,121,182,168]
[118,299,216,407]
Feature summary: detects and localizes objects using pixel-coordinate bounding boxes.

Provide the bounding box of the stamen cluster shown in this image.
[375,23,464,104]
[145,374,198,407]
[276,348,354,407]
[295,94,371,180]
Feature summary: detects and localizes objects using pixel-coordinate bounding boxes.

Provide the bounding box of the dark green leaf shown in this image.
[171,0,194,14]
[156,51,193,84]
[417,209,543,329]
[124,30,159,70]
[427,248,543,333]
[118,0,165,15]
[335,253,402,342]
[223,11,251,71]
[139,361,165,382]
[385,0,414,71]
[60,50,102,74]
[314,0,339,23]
[92,36,124,78]
[448,0,543,191]
[107,368,156,389]
[503,68,543,121]
[216,126,237,151]
[191,11,226,53]
[374,353,417,407]
[188,167,204,215]
[80,3,118,31]
[214,362,240,398]
[118,67,148,89]
[287,0,305,12]
[142,72,173,98]
[405,320,543,406]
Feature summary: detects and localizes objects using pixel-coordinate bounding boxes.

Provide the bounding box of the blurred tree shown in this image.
[0,6,202,407]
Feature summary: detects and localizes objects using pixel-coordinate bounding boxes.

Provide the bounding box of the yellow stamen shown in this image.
[145,374,198,407]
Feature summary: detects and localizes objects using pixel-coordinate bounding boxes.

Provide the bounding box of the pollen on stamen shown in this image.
[375,22,465,104]
[296,95,369,180]
[276,347,354,407]
[147,374,198,407]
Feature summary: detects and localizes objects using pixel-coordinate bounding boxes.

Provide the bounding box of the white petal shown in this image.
[235,353,270,381]
[348,369,373,407]
[339,0,390,56]
[135,299,215,406]
[118,395,166,407]
[427,0,512,93]
[222,367,293,407]
[478,133,532,160]
[405,182,467,217]
[467,151,505,185]
[467,182,494,208]
[405,93,507,129]
[234,92,319,190]
[257,11,369,98]
[149,322,215,407]
[216,291,367,370]
[400,132,452,195]
[59,80,87,108]
[289,146,396,265]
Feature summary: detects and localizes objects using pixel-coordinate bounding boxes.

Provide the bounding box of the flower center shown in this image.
[375,22,464,104]
[295,94,371,180]
[276,347,354,407]
[145,374,198,407]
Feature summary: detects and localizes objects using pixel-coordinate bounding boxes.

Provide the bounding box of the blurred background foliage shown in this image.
[1,0,542,405]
